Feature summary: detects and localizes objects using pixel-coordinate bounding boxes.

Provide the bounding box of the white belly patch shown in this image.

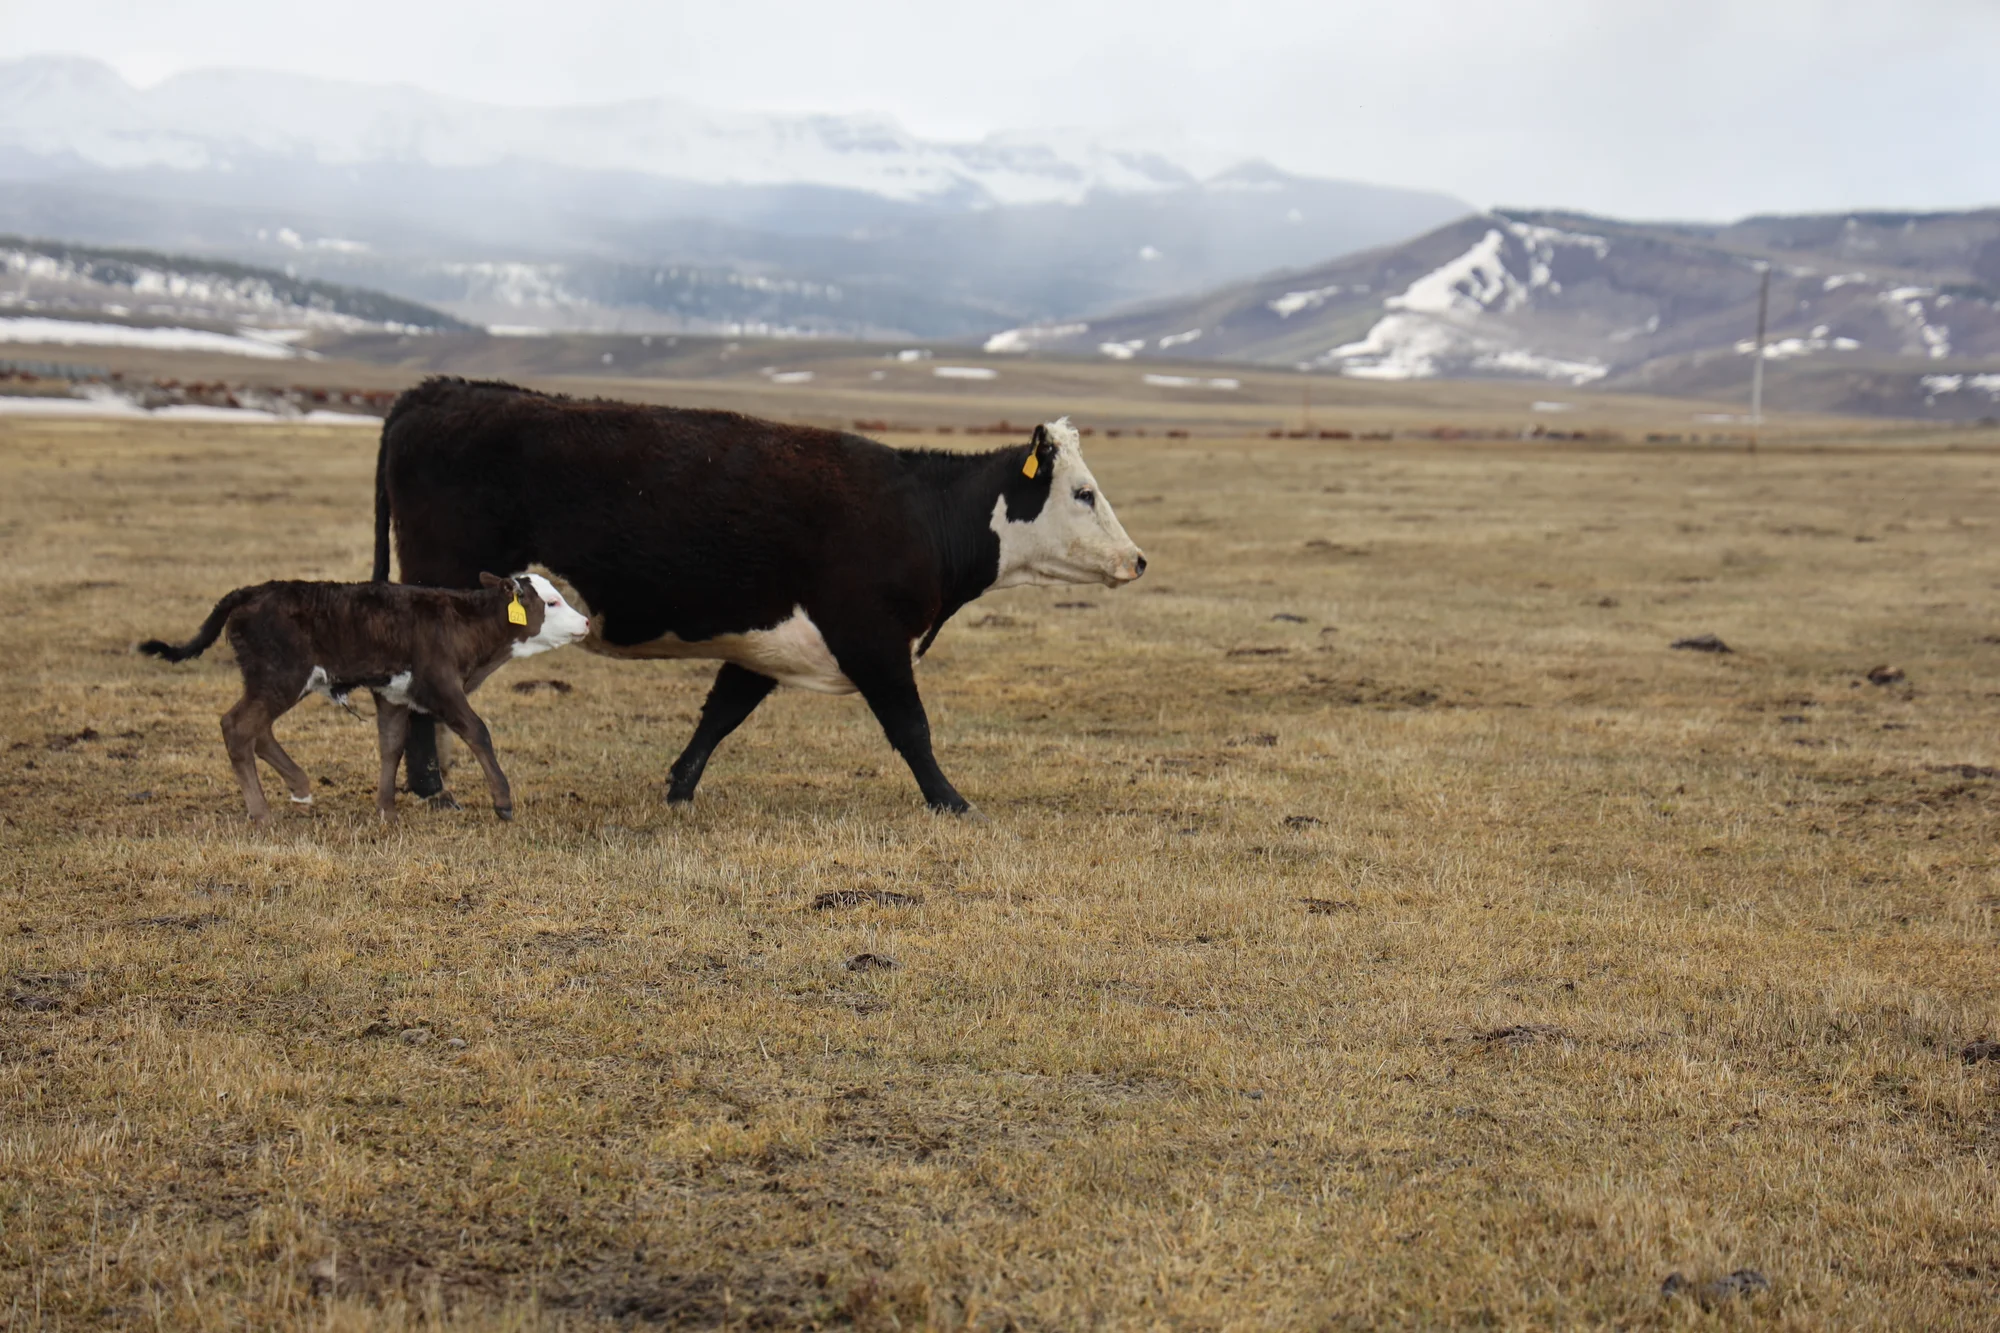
[585,605,858,694]
[302,666,427,712]
[377,671,419,710]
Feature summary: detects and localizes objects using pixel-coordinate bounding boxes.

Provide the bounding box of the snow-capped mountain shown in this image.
[0,56,1470,338]
[0,56,1195,208]
[990,208,2000,415]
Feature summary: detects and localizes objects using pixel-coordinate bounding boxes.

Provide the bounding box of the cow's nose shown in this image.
[1135,554,1148,577]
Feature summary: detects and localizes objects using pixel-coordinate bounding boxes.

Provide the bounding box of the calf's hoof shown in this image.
[424,792,462,812]
[494,806,514,822]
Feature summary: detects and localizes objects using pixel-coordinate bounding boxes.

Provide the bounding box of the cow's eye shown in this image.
[1074,487,1096,508]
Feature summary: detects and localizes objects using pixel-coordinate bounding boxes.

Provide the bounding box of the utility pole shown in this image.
[1749,262,1770,453]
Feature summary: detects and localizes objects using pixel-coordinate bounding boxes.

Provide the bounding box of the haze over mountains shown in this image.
[0,56,1468,337]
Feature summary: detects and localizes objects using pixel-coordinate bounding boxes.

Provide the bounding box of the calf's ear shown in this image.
[478,571,504,588]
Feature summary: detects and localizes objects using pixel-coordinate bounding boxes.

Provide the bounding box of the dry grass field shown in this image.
[2,413,1998,1329]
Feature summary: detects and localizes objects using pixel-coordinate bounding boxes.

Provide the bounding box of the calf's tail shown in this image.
[137,586,257,663]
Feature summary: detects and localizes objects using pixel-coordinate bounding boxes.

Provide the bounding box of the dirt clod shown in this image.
[1300,897,1357,914]
[1271,612,1308,623]
[1475,1024,1566,1047]
[1661,1269,1770,1306]
[1865,664,1906,685]
[845,953,895,972]
[1963,1038,2000,1064]
[1925,764,1997,780]
[511,678,574,694]
[1670,634,1732,654]
[812,889,920,910]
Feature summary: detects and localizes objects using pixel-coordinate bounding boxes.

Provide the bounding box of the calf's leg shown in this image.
[668,664,778,804]
[373,698,412,822]
[428,686,514,821]
[221,695,279,824]
[254,729,314,805]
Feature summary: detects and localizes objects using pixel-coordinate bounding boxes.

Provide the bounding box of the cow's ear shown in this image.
[1024,424,1056,481]
[478,571,503,588]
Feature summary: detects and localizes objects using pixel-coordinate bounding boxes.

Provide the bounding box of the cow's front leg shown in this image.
[843,655,972,814]
[668,664,778,804]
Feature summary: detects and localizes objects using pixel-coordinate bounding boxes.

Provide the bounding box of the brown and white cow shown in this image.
[139,573,589,823]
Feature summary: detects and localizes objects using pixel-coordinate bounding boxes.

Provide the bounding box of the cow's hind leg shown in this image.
[841,653,971,814]
[254,728,314,806]
[668,664,777,804]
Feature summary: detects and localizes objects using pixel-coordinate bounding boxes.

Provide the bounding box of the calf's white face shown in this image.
[512,573,592,658]
[990,418,1147,589]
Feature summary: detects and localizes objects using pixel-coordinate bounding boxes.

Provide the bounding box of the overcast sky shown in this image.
[7,0,1997,220]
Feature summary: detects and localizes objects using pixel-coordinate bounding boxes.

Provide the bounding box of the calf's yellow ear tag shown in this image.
[1022,452,1039,479]
[507,593,528,626]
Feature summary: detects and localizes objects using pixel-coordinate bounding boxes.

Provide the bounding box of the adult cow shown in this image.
[372,377,1145,813]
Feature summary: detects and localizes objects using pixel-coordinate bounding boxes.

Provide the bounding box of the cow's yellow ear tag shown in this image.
[507,593,528,626]
[1022,452,1039,479]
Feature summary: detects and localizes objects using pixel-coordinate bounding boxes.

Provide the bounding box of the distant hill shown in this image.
[989,209,2000,418]
[0,56,1470,338]
[1,234,471,338]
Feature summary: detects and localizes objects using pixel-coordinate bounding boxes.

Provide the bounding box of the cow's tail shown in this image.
[137,586,258,663]
[372,413,395,581]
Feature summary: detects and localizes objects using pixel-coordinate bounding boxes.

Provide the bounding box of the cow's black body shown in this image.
[372,376,1069,811]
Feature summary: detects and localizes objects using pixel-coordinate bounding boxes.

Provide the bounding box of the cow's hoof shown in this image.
[425,792,462,812]
[665,791,695,807]
[494,806,514,822]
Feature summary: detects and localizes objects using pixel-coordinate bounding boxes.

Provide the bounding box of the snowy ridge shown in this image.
[1314,220,1611,384]
[0,56,1197,208]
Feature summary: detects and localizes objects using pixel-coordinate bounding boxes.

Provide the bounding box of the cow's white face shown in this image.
[512,573,592,658]
[989,418,1147,589]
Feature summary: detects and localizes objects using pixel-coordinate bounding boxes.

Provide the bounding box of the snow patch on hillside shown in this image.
[1922,373,2000,402]
[0,316,302,358]
[1879,288,1951,358]
[1267,283,1350,318]
[983,322,1086,354]
[1387,230,1526,317]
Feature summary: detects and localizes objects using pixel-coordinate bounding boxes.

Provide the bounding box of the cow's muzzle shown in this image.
[1109,551,1148,585]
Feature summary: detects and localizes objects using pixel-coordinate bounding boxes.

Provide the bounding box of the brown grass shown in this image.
[2,416,1998,1330]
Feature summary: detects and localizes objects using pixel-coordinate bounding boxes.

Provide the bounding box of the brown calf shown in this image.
[139,573,589,823]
